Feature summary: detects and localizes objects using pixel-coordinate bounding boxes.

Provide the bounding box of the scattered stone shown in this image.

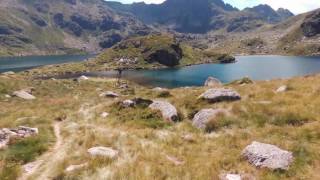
[88,147,119,159]
[22,160,43,174]
[192,109,228,130]
[219,173,241,180]
[0,130,10,149]
[276,85,287,93]
[10,126,39,137]
[99,91,119,98]
[78,75,89,80]
[101,112,109,118]
[204,76,222,87]
[149,100,179,122]
[165,155,185,166]
[1,71,15,75]
[242,141,293,170]
[121,100,135,108]
[0,126,38,149]
[230,77,254,85]
[12,90,36,100]
[199,88,241,103]
[65,163,88,172]
[181,134,195,142]
[152,87,168,92]
[4,94,11,98]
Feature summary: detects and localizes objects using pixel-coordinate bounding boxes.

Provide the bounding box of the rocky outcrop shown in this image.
[13,90,36,100]
[242,141,293,170]
[0,126,38,149]
[199,88,241,103]
[301,10,320,37]
[192,109,227,130]
[204,77,222,87]
[88,147,119,159]
[144,44,183,67]
[149,100,178,122]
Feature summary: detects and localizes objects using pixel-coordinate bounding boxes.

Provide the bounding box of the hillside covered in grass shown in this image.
[1,70,320,179]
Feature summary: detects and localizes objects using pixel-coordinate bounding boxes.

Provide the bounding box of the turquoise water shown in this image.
[0,54,93,73]
[91,55,320,88]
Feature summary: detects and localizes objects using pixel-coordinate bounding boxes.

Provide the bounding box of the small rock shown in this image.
[2,71,15,75]
[122,100,135,108]
[152,87,168,92]
[78,75,89,80]
[4,94,11,98]
[204,76,222,87]
[149,100,179,122]
[181,134,195,142]
[165,155,185,166]
[101,112,109,118]
[242,141,293,170]
[119,84,129,89]
[99,91,119,98]
[88,147,119,159]
[192,109,227,130]
[199,88,241,103]
[65,163,88,172]
[12,90,36,100]
[276,85,287,93]
[219,173,241,180]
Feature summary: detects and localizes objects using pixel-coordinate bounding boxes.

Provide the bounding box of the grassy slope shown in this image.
[1,72,320,179]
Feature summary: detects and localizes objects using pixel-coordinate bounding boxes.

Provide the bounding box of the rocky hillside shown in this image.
[106,0,293,34]
[0,0,150,56]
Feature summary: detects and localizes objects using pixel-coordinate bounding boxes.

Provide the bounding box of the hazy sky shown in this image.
[109,0,320,14]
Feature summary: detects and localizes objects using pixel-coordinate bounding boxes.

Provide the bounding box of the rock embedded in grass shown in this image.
[219,173,241,180]
[65,163,88,172]
[12,90,36,100]
[199,88,241,103]
[78,75,89,81]
[88,147,119,159]
[0,126,38,149]
[242,141,293,170]
[99,91,119,98]
[2,71,15,75]
[192,108,228,130]
[204,76,222,87]
[122,100,136,108]
[276,85,288,93]
[149,100,179,122]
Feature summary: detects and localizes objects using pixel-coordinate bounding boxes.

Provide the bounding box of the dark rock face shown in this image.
[30,15,47,27]
[0,25,22,35]
[64,0,77,5]
[99,34,122,48]
[244,4,293,23]
[100,17,122,31]
[70,14,97,30]
[34,3,50,13]
[301,10,320,37]
[277,8,294,20]
[145,44,182,67]
[227,16,263,32]
[53,13,82,36]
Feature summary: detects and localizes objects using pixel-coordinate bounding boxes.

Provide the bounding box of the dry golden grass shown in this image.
[1,73,320,179]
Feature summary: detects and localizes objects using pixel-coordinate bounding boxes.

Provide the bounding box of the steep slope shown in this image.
[106,0,293,34]
[0,0,151,56]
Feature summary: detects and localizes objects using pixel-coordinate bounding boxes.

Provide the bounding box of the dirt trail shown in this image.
[18,122,62,180]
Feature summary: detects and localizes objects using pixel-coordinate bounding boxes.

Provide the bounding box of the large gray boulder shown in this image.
[12,90,36,100]
[88,147,119,159]
[204,77,222,87]
[149,100,178,122]
[199,88,241,103]
[192,109,227,130]
[242,141,293,170]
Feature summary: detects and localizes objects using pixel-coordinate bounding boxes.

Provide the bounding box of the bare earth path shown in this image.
[18,122,62,180]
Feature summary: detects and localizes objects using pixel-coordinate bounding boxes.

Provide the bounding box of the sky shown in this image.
[109,0,320,14]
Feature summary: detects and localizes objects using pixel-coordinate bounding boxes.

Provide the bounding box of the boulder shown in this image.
[132,98,153,107]
[122,100,135,108]
[2,71,15,75]
[88,147,119,159]
[78,75,89,80]
[204,77,222,87]
[242,141,293,170]
[0,126,38,149]
[219,174,241,180]
[65,163,88,172]
[192,109,227,130]
[276,85,287,93]
[12,90,36,100]
[199,88,241,103]
[149,100,178,122]
[99,91,119,98]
